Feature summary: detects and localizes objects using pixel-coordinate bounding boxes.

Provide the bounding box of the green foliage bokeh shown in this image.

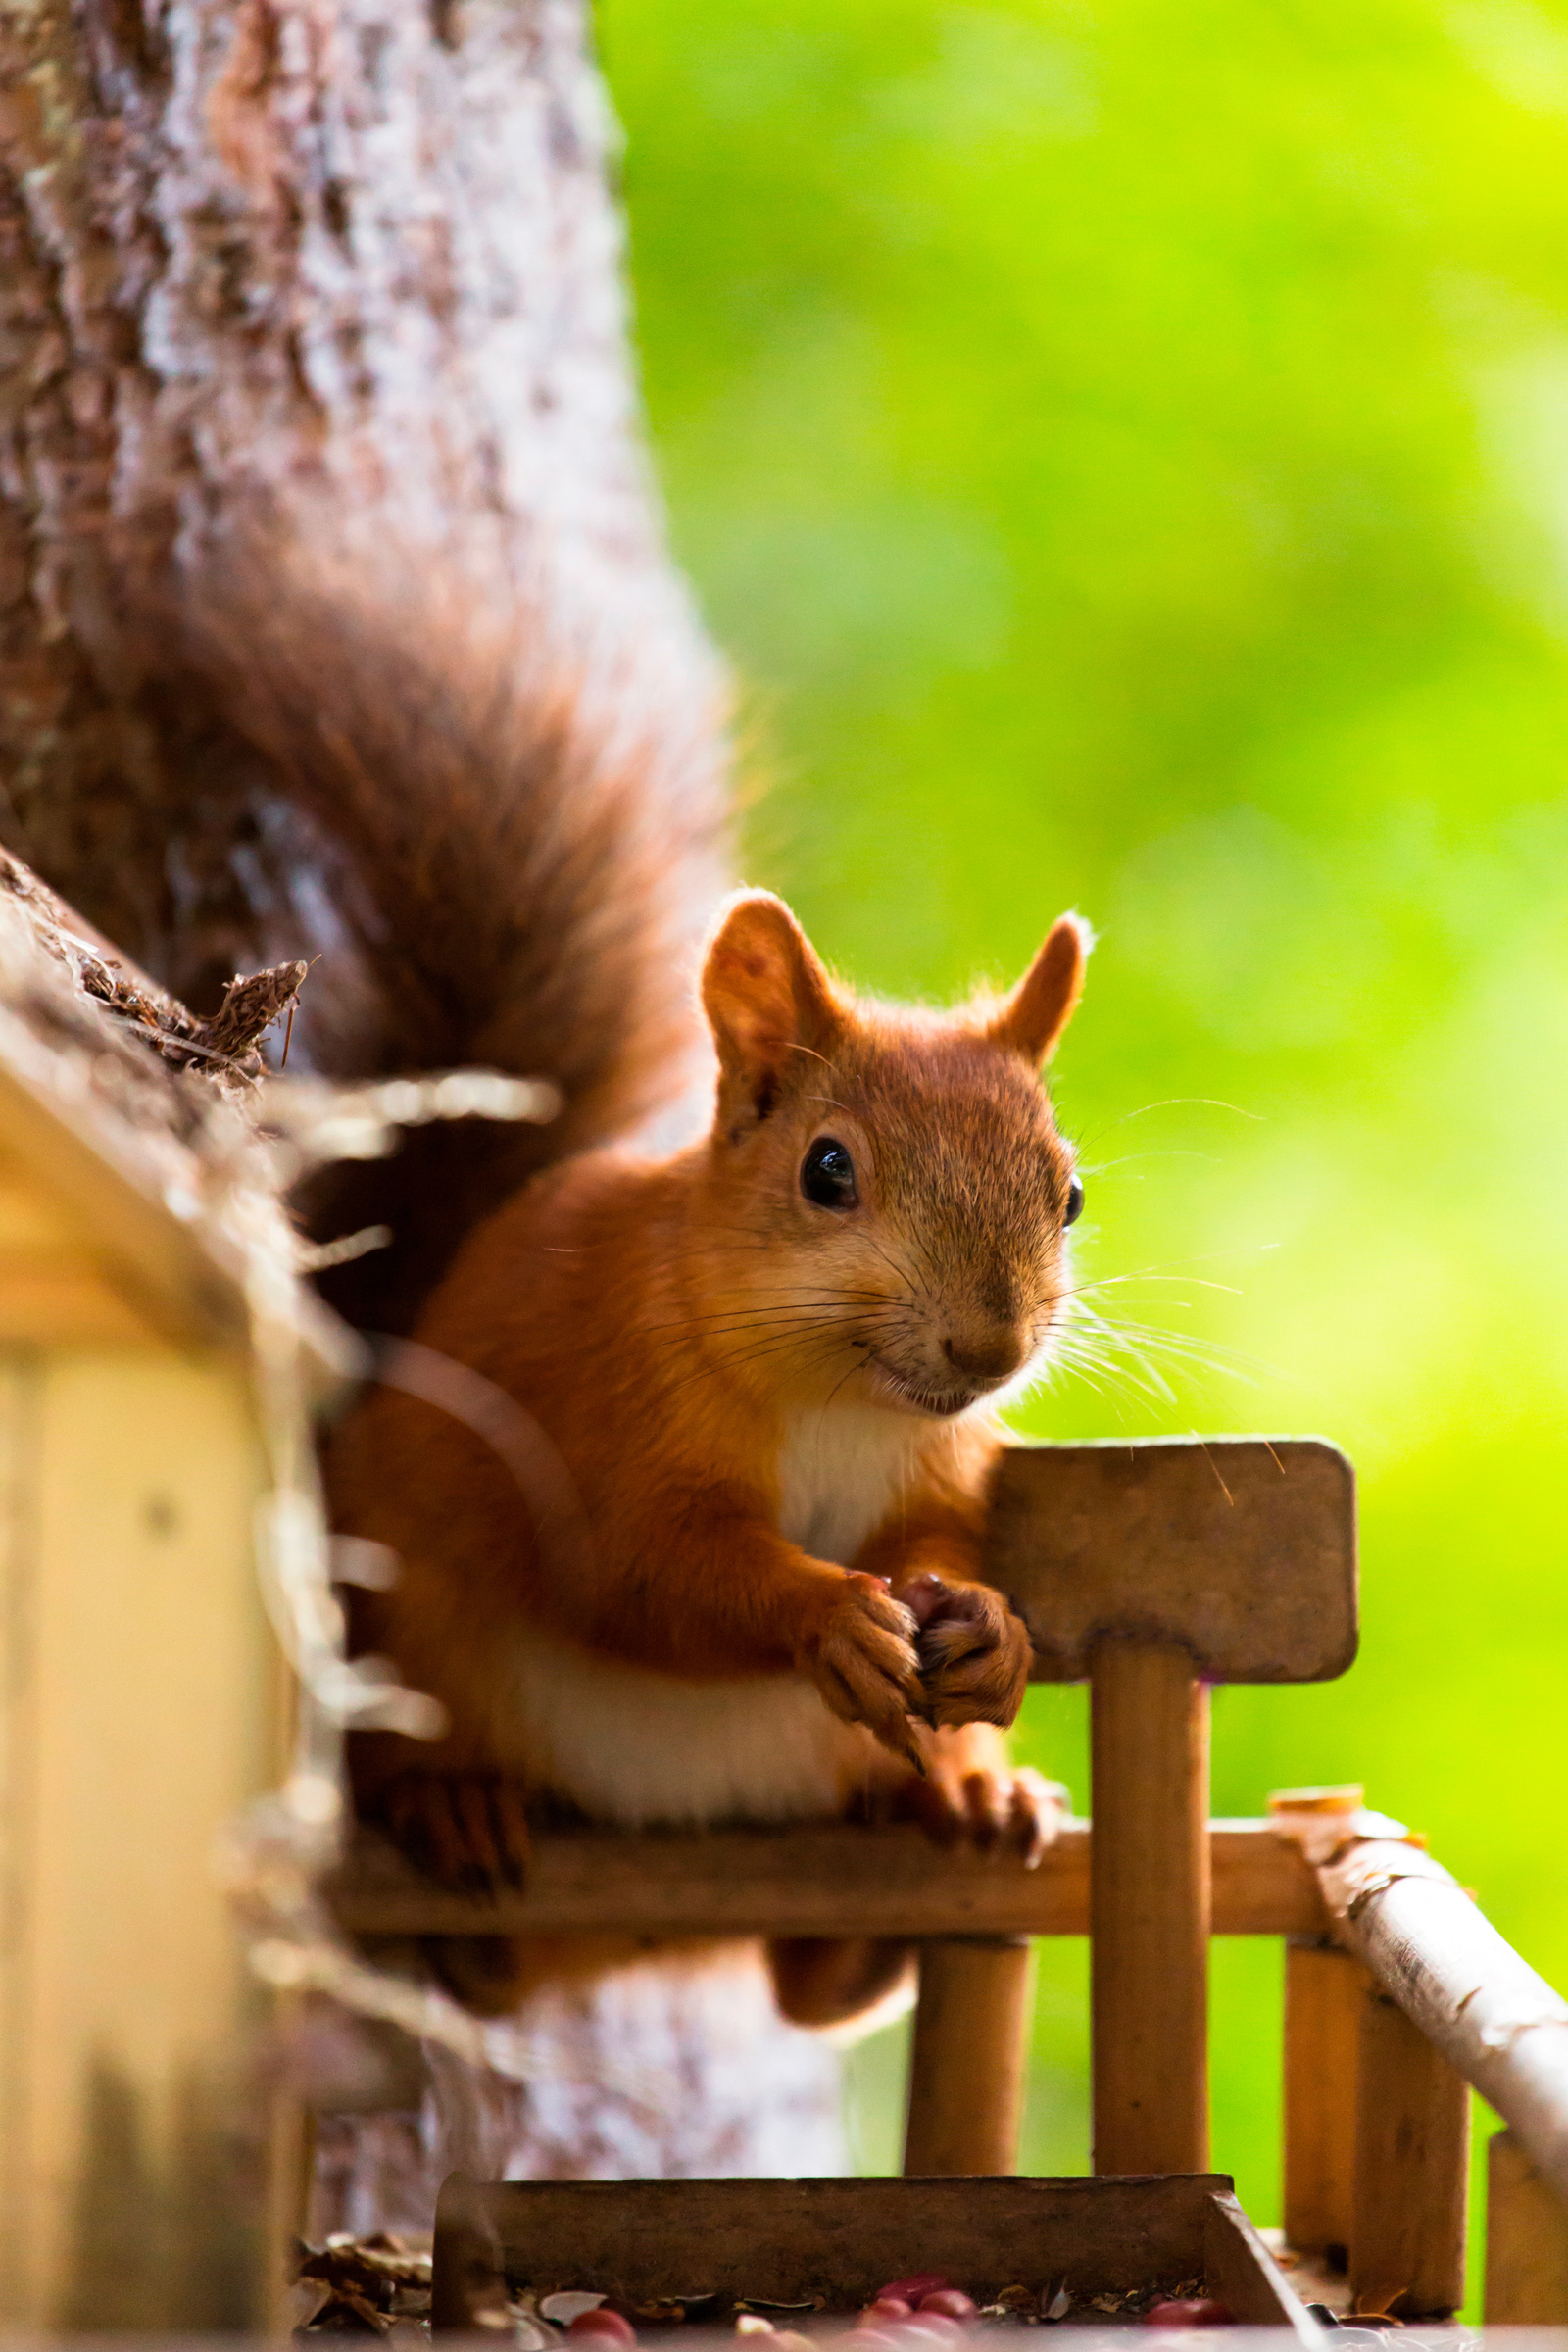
[598,0,1568,2272]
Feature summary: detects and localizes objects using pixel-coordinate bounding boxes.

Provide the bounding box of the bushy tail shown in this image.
[181,536,729,1330]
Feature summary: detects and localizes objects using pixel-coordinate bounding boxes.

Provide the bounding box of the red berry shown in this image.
[1141,2300,1235,2329]
[917,2293,976,2323]
[861,2302,913,2325]
[568,2313,637,2346]
[878,2277,950,2306]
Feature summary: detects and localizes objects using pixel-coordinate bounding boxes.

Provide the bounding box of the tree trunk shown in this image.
[0,0,843,2248]
[0,0,713,1014]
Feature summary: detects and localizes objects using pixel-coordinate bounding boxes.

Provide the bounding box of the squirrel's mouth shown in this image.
[864,1355,987,1419]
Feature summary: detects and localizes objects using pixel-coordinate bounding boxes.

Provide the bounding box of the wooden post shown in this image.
[1485,2128,1568,2322]
[1090,1639,1210,2176]
[1284,1938,1369,2264]
[902,1936,1032,2176]
[1349,1989,1468,2316]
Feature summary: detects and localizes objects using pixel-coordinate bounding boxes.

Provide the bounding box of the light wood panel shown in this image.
[0,1348,283,2328]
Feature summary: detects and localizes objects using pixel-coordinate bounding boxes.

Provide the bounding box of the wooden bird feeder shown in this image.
[328,1436,1568,2327]
[0,866,350,2329]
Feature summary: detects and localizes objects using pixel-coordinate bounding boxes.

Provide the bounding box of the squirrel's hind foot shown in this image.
[897,1759,1062,1870]
[381,1769,531,1895]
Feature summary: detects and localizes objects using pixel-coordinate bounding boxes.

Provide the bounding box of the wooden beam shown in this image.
[1349,1989,1468,2319]
[1485,2128,1568,2323]
[432,2174,1312,2331]
[903,1937,1032,2177]
[1283,1937,1368,2264]
[326,1817,1325,1942]
[1090,1641,1210,2175]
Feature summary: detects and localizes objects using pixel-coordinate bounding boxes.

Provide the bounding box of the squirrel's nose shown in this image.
[942,1327,1025,1384]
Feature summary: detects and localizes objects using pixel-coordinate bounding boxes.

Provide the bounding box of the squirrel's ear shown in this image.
[988,913,1092,1067]
[703,891,841,1125]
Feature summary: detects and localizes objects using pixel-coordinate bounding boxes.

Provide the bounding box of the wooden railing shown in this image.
[324,1441,1568,2321]
[327,1798,1568,2320]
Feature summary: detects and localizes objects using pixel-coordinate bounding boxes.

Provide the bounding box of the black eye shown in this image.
[1063,1172,1084,1227]
[801,1137,858,1210]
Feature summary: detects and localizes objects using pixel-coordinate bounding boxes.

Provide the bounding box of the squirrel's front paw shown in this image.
[905,1575,1033,1729]
[806,1574,927,1770]
[379,1770,530,1895]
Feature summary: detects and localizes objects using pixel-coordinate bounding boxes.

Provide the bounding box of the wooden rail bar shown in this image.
[326,1818,1325,1941]
[1309,1837,1568,2208]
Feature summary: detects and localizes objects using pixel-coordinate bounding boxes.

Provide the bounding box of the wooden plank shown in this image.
[903,1936,1032,2177]
[326,1817,1326,1941]
[1202,2193,1320,2340]
[431,2173,1300,2330]
[1485,2127,1568,2323]
[1091,1640,1209,2176]
[1283,1938,1368,2263]
[0,1057,353,1387]
[985,1439,1356,1682]
[1349,1989,1468,2318]
[0,1350,287,2328]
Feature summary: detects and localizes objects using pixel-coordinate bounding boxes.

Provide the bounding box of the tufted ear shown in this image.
[988,912,1092,1067]
[702,891,843,1127]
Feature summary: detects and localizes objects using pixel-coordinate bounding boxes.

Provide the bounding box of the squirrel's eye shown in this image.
[1063,1173,1085,1228]
[801,1137,858,1210]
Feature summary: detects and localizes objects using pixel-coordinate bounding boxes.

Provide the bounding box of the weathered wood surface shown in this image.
[1485,2128,1568,2323]
[327,1817,1328,1941]
[432,2174,1314,2334]
[987,1439,1356,1681]
[1348,1989,1468,2317]
[1090,1640,1210,2176]
[903,1936,1032,2176]
[0,1352,284,2328]
[1282,1937,1369,2262]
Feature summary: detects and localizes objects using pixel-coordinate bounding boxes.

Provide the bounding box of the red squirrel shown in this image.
[327,887,1090,2024]
[175,551,1089,2030]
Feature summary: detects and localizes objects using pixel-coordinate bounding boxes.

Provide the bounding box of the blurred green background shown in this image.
[596,0,1568,2293]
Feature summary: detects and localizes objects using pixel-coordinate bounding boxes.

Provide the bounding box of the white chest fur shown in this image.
[775,1404,930,1566]
[496,1407,933,1829]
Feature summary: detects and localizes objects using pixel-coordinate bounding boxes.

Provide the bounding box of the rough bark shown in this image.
[0,0,717,1015]
[0,0,836,2226]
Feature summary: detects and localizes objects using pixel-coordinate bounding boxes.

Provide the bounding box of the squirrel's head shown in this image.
[699,891,1090,1420]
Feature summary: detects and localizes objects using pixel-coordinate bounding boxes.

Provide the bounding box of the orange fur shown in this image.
[329,893,1089,2020]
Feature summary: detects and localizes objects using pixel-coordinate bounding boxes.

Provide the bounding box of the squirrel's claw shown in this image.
[898,1759,1062,1868]
[808,1574,927,1769]
[916,1584,1033,1730]
[381,1769,531,1895]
